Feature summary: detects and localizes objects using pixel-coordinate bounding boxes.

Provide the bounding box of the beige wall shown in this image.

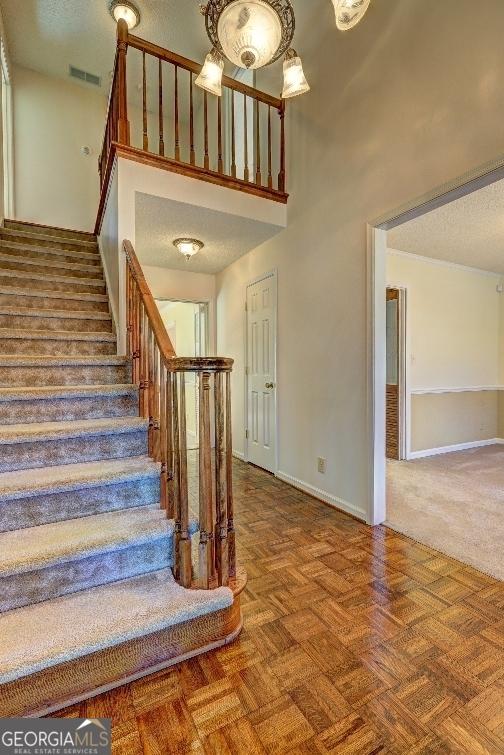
[12,66,106,231]
[216,0,504,517]
[411,391,499,452]
[387,251,501,390]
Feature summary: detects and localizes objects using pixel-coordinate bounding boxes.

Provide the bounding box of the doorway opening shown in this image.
[369,159,504,580]
[156,299,209,450]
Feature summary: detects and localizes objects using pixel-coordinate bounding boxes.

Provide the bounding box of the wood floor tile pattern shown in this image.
[55,460,504,753]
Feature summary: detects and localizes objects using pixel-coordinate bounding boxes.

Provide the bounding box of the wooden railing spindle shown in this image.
[158,58,165,156]
[267,105,273,189]
[217,96,223,174]
[278,100,286,192]
[231,90,236,178]
[204,91,209,170]
[244,94,249,183]
[174,65,180,162]
[255,100,261,186]
[142,51,148,151]
[189,72,195,166]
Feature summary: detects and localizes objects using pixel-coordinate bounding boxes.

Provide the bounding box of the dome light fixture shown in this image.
[173,238,205,261]
[332,0,371,31]
[198,0,310,100]
[109,0,141,31]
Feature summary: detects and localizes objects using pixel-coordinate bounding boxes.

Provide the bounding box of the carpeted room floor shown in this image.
[387,444,504,581]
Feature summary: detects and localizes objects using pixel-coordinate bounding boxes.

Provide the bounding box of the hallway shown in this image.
[56,460,504,754]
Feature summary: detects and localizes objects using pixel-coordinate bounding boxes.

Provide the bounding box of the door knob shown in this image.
[265,382,275,389]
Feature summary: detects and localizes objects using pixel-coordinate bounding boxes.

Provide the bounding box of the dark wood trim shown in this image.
[127,34,282,109]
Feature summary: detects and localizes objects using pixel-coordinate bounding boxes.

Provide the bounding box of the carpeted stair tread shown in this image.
[0,286,108,303]
[0,307,111,321]
[0,228,98,249]
[4,220,96,242]
[0,268,104,287]
[0,416,148,444]
[0,328,116,342]
[0,569,233,684]
[0,355,128,367]
[0,456,159,502]
[0,253,101,275]
[0,240,100,263]
[0,384,136,402]
[0,507,171,577]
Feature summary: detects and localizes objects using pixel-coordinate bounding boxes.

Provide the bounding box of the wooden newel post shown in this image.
[225,372,236,578]
[199,372,216,588]
[178,372,193,587]
[214,372,229,586]
[116,18,130,146]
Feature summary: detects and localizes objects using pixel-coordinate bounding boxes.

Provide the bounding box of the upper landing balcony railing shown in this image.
[97,18,288,221]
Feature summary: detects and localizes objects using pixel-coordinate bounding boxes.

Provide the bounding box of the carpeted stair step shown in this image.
[0,254,103,280]
[3,219,96,243]
[0,228,99,253]
[0,241,101,266]
[0,268,106,294]
[0,507,174,612]
[0,457,160,531]
[0,568,232,686]
[0,286,109,313]
[0,328,116,356]
[0,416,148,472]
[0,384,138,424]
[0,355,131,387]
[0,307,113,333]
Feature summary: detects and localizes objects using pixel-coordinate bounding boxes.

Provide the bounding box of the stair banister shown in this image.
[123,240,236,589]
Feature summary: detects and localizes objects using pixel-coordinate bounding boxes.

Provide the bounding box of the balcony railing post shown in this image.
[278,100,286,193]
[116,18,130,146]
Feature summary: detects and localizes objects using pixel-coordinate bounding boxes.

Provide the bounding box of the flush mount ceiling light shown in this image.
[173,238,205,261]
[332,0,371,31]
[197,0,309,99]
[109,0,140,30]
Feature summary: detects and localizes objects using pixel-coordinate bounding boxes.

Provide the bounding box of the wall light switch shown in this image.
[317,457,326,474]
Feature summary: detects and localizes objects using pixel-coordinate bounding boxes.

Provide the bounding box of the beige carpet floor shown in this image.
[386,444,504,581]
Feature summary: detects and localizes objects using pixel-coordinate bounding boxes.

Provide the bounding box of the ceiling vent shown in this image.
[69,65,101,87]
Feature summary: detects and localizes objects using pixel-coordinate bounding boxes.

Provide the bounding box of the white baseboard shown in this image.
[408,437,504,460]
[275,470,366,522]
[232,450,245,461]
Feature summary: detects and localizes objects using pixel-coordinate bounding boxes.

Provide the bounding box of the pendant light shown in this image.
[195,49,225,96]
[281,49,310,99]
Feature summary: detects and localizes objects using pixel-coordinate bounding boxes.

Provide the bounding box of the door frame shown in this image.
[244,269,278,473]
[367,154,504,525]
[386,285,408,461]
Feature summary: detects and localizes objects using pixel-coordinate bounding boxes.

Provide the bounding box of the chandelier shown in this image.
[196,0,309,99]
[332,0,371,31]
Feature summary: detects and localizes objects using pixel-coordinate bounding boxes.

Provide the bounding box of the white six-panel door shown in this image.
[246,273,277,473]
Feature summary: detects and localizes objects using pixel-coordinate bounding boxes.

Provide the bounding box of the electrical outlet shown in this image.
[317,457,326,474]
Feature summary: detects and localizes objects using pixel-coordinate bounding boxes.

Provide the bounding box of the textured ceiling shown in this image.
[0,0,321,96]
[135,192,282,274]
[388,178,504,274]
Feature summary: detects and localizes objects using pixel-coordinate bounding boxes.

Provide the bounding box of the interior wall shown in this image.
[12,66,106,231]
[216,0,504,520]
[387,250,502,453]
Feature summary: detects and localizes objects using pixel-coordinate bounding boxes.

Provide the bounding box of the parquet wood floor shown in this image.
[55,460,504,754]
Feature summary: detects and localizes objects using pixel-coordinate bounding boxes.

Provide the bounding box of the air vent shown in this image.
[69,65,101,87]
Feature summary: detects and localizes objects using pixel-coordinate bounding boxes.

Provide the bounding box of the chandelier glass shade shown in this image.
[195,49,225,96]
[332,0,371,31]
[198,0,309,99]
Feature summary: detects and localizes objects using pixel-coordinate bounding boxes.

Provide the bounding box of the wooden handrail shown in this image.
[127,34,282,109]
[123,240,176,363]
[124,239,236,591]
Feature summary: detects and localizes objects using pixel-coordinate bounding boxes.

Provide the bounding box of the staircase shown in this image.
[0,220,242,717]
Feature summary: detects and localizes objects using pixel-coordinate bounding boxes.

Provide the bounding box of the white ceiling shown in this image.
[388,178,504,275]
[135,192,282,274]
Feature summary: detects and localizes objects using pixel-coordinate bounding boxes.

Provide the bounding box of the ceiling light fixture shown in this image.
[332,0,371,31]
[173,238,205,261]
[109,0,141,30]
[197,0,309,99]
[195,48,225,96]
